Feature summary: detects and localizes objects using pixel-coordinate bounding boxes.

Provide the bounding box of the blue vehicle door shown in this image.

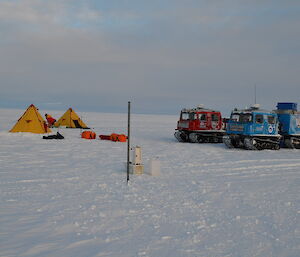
[253,113,277,135]
[266,115,277,135]
[253,114,264,134]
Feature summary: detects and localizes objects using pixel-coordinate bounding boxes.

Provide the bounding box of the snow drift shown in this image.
[0,109,299,257]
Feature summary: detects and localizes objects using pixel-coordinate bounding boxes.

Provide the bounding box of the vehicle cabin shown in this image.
[178,107,223,131]
[227,107,278,136]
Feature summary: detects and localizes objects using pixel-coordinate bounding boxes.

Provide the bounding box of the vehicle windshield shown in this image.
[230,113,252,123]
[181,112,196,120]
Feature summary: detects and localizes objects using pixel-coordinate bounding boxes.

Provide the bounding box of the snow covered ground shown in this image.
[0,108,299,257]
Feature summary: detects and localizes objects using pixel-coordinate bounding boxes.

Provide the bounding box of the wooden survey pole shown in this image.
[127,101,131,183]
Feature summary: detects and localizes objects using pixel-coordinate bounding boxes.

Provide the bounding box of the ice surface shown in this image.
[0,109,299,257]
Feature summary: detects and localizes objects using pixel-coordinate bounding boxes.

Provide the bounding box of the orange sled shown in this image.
[99,133,127,142]
[81,131,96,139]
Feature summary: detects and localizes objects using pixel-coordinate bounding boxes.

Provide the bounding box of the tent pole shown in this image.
[127,101,131,184]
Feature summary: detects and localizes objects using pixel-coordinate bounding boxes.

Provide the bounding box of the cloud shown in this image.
[0,0,102,29]
[0,0,300,114]
[0,0,65,25]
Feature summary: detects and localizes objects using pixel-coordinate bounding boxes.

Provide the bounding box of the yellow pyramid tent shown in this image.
[10,104,52,134]
[54,108,89,128]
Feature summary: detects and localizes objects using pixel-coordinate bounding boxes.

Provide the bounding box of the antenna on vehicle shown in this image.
[254,84,257,104]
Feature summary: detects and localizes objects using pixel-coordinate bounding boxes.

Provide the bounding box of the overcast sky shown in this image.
[0,0,299,116]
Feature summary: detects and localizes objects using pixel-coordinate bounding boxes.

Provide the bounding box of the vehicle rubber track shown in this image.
[223,136,234,148]
[175,131,224,143]
[244,137,280,150]
[189,133,223,143]
[224,135,280,150]
[284,137,300,149]
[174,131,188,142]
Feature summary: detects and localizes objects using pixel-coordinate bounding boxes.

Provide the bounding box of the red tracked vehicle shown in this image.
[174,105,226,143]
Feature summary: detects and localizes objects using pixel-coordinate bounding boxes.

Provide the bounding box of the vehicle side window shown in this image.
[181,113,189,120]
[190,113,196,120]
[255,114,264,124]
[199,114,206,121]
[240,114,252,123]
[267,115,276,124]
[212,114,219,121]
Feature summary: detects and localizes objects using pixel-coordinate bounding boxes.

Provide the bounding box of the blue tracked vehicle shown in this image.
[223,104,281,150]
[275,102,300,149]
